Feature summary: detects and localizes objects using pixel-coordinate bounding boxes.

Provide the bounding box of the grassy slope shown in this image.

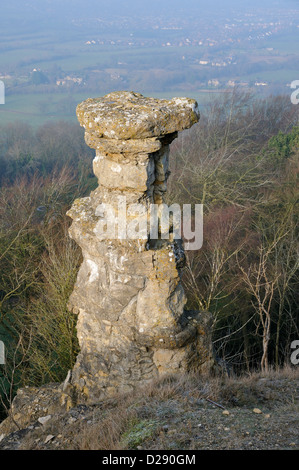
[0,367,298,450]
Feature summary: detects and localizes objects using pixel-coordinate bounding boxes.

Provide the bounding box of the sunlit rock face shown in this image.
[67,91,213,403]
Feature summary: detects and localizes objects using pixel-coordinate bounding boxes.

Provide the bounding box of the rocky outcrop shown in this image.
[0,91,213,435]
[0,383,72,435]
[67,91,213,403]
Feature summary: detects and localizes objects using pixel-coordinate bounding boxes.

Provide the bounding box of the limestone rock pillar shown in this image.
[67,91,213,403]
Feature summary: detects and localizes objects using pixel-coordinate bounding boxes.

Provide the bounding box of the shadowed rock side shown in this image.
[66,91,213,403]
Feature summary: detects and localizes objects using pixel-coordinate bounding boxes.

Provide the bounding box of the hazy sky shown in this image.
[2,0,298,19]
[1,0,298,35]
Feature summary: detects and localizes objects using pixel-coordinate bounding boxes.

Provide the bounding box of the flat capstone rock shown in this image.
[76,91,200,140]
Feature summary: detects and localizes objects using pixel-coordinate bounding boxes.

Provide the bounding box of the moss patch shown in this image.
[120,419,159,449]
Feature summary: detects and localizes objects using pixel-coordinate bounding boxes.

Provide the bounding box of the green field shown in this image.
[2,46,204,74]
[0,92,87,127]
[0,88,233,128]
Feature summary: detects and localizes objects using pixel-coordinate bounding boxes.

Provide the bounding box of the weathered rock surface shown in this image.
[67,91,213,404]
[77,91,199,140]
[0,383,73,435]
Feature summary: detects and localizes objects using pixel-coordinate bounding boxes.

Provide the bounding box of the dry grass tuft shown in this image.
[74,406,138,450]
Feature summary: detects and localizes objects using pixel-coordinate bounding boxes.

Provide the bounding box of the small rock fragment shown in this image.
[44,435,55,444]
[38,415,52,425]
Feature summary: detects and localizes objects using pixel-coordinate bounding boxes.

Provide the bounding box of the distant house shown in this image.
[255,81,268,86]
[56,76,83,86]
[212,61,227,67]
[208,79,220,87]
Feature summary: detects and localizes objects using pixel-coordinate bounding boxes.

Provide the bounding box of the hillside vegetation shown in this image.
[0,90,298,422]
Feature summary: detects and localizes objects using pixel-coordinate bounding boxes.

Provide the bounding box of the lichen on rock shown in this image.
[76,91,199,140]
